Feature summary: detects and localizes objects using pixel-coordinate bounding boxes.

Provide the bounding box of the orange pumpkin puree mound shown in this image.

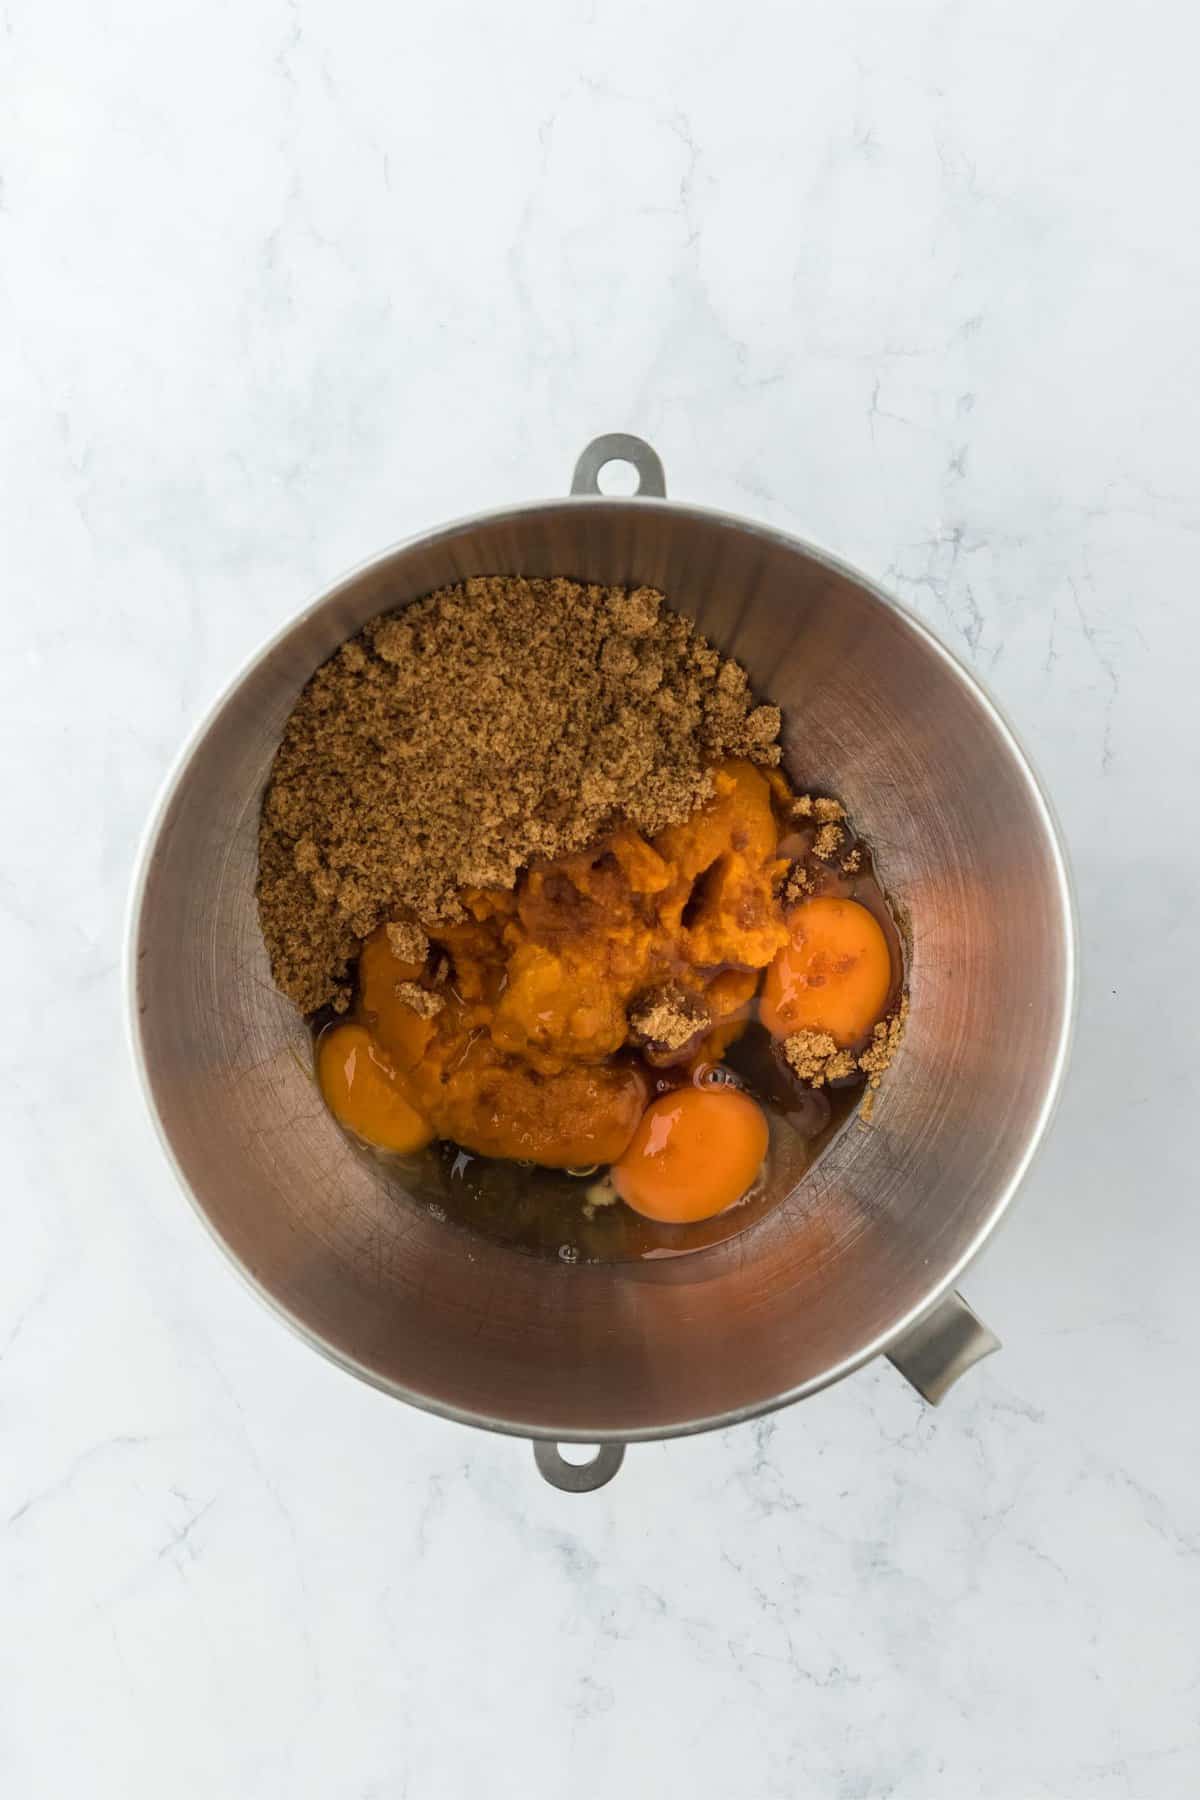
[323,760,792,1165]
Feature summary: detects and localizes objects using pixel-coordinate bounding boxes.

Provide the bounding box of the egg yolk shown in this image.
[760,895,891,1047]
[357,931,434,1070]
[612,1085,769,1223]
[317,1023,434,1154]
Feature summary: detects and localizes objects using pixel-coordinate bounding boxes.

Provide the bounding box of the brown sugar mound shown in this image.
[257,576,782,1012]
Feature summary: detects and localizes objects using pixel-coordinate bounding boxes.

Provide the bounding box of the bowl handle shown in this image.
[528,1291,996,1484]
[532,1441,626,1492]
[886,1291,1000,1404]
[570,433,667,498]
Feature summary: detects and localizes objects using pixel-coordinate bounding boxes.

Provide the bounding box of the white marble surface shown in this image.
[3,1,1198,1793]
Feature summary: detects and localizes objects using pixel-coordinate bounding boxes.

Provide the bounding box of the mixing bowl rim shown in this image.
[124,492,1078,1443]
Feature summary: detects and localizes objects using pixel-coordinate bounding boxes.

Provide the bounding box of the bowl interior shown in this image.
[132,499,1073,1438]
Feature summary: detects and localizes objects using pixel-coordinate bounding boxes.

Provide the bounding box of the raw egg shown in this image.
[357,927,435,1070]
[612,1085,769,1223]
[317,1023,434,1154]
[760,895,892,1048]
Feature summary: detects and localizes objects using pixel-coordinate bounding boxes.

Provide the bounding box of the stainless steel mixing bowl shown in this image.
[128,434,1075,1490]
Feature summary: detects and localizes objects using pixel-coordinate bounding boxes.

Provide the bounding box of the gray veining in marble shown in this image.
[2,1,1198,1794]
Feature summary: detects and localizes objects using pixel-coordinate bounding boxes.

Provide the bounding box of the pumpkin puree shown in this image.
[318,760,791,1166]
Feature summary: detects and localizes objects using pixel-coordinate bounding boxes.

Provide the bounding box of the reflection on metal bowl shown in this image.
[128,433,1075,1489]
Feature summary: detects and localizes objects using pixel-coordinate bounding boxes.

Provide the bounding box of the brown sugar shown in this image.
[812,822,845,862]
[781,861,814,905]
[627,984,712,1053]
[781,1031,858,1087]
[791,794,844,823]
[393,981,443,1019]
[857,996,909,1085]
[782,994,908,1092]
[257,577,782,1012]
[385,921,429,964]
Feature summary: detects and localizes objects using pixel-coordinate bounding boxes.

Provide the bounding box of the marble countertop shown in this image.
[3,1,1198,1794]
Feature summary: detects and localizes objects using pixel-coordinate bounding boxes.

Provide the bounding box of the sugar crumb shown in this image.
[791,793,845,823]
[781,1031,856,1086]
[857,995,909,1083]
[627,984,711,1052]
[813,822,845,861]
[782,862,814,905]
[386,920,429,963]
[783,993,908,1095]
[394,981,443,1019]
